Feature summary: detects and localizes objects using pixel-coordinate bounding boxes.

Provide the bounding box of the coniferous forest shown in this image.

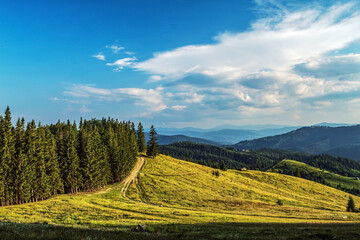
[0,107,140,206]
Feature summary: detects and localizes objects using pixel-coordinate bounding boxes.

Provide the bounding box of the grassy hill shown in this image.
[1,155,360,239]
[127,155,360,215]
[160,142,360,178]
[269,159,360,195]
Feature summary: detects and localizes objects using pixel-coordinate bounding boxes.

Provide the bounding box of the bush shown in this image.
[212,170,220,177]
[277,199,284,206]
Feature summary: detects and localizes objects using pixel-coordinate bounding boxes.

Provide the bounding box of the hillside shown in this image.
[234,125,360,160]
[1,155,360,239]
[160,142,360,177]
[159,141,277,170]
[270,159,360,195]
[127,155,360,214]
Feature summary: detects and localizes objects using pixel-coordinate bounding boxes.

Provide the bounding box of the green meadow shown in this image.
[1,155,360,239]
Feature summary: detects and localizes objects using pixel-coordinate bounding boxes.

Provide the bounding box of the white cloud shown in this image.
[106,57,137,71]
[106,45,124,54]
[125,51,135,55]
[171,105,187,111]
[135,3,360,81]
[92,53,105,61]
[64,85,166,112]
[148,75,164,83]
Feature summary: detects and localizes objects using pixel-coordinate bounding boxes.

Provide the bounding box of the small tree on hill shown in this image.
[347,196,356,212]
[220,161,227,171]
[146,125,158,158]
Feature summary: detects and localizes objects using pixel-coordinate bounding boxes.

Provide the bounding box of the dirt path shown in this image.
[120,156,145,199]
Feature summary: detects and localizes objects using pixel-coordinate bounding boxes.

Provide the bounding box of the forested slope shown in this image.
[0,107,138,206]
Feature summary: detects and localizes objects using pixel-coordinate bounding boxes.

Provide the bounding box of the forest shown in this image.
[0,107,140,206]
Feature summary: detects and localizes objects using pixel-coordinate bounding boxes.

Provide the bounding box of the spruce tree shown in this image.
[220,161,227,171]
[137,122,146,153]
[14,118,27,204]
[25,120,37,202]
[0,107,16,205]
[0,108,15,205]
[44,128,63,196]
[34,124,48,201]
[63,121,82,193]
[146,125,158,158]
[347,196,356,212]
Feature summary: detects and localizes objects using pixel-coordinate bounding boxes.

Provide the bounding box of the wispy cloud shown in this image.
[171,105,187,111]
[148,75,164,83]
[92,53,105,61]
[64,84,167,112]
[106,45,124,54]
[106,57,137,71]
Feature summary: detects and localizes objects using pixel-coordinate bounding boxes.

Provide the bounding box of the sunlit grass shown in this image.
[0,154,360,233]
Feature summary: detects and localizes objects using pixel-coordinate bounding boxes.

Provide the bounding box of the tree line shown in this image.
[160,142,360,178]
[0,107,156,206]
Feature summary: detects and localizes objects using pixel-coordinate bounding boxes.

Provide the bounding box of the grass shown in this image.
[1,154,360,239]
[270,159,360,191]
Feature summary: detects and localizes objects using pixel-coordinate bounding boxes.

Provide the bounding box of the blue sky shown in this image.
[1,0,360,128]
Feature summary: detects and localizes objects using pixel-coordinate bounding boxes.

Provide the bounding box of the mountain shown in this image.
[156,126,300,145]
[234,125,360,160]
[146,133,221,146]
[313,122,355,127]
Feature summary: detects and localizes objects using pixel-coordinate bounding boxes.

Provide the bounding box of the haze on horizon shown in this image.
[1,0,360,129]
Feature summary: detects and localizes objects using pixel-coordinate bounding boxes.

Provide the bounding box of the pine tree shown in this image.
[93,126,111,188]
[33,124,50,201]
[63,121,82,193]
[0,107,16,205]
[347,196,356,212]
[220,161,227,171]
[137,122,146,153]
[14,118,27,204]
[25,120,38,202]
[44,128,63,196]
[146,125,158,158]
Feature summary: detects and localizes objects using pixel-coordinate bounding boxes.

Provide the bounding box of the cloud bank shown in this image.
[132,1,360,125]
[79,1,360,127]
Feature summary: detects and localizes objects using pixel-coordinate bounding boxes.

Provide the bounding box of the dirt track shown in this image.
[120,156,145,199]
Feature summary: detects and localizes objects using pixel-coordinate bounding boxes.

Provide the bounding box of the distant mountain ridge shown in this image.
[234,125,360,160]
[154,123,354,145]
[155,126,300,145]
[146,134,221,146]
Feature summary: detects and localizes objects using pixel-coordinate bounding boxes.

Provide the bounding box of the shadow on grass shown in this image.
[1,221,360,240]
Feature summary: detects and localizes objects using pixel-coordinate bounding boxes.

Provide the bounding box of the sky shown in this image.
[1,0,360,129]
